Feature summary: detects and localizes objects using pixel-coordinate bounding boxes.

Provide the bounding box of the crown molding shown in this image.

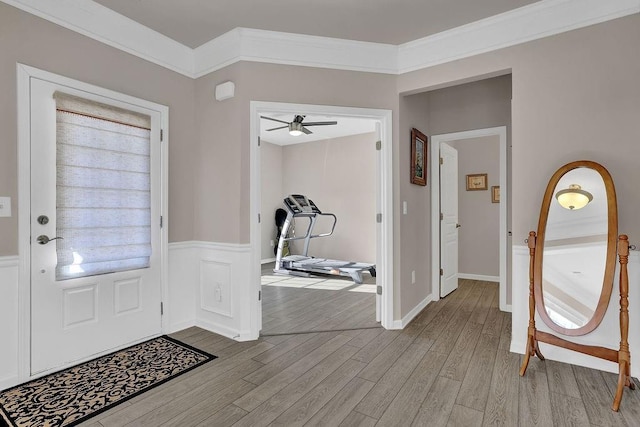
[397,0,640,73]
[194,28,398,78]
[3,0,639,79]
[1,0,195,77]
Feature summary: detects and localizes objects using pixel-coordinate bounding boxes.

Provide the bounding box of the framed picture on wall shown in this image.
[411,128,427,186]
[491,186,500,203]
[466,173,488,190]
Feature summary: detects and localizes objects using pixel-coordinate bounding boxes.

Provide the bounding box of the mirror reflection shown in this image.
[542,167,608,329]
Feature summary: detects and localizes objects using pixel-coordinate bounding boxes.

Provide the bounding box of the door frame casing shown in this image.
[430,126,510,311]
[249,101,394,337]
[16,64,169,381]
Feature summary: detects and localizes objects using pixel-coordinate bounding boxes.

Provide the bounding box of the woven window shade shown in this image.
[54,92,152,280]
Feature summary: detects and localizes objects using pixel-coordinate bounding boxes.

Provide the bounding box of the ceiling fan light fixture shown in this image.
[289,122,304,136]
[555,184,593,210]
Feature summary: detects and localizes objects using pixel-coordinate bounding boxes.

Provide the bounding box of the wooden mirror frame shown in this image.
[519,160,633,411]
[534,160,618,335]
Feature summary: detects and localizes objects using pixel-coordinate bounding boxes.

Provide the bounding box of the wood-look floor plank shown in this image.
[455,333,500,412]
[482,349,520,426]
[231,344,360,427]
[142,379,255,427]
[440,321,483,381]
[341,327,384,348]
[242,331,339,386]
[356,321,426,383]
[375,351,449,425]
[518,356,553,426]
[251,332,318,364]
[548,391,590,427]
[354,340,434,419]
[545,359,582,399]
[351,329,400,364]
[447,404,484,427]
[573,365,628,426]
[196,405,247,427]
[234,334,352,412]
[497,311,512,351]
[339,411,378,427]
[305,377,375,427]
[269,359,366,426]
[602,370,640,424]
[411,376,461,426]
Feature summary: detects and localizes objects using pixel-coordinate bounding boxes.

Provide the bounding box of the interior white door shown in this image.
[29,78,162,375]
[439,143,459,297]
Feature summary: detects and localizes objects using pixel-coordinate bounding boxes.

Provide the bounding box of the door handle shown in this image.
[36,235,63,245]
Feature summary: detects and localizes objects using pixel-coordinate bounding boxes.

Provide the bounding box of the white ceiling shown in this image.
[93,0,540,48]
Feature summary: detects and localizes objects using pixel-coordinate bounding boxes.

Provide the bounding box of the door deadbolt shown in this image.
[37,215,49,225]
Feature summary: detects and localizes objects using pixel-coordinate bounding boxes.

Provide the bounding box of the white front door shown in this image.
[440,143,459,297]
[29,77,163,375]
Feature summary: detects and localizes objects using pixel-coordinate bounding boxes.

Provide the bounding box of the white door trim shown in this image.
[249,101,394,337]
[430,126,510,311]
[16,64,169,382]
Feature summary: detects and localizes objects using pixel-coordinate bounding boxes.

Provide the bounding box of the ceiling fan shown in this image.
[261,114,337,136]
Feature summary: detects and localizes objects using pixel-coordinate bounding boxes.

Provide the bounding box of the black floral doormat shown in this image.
[0,335,215,427]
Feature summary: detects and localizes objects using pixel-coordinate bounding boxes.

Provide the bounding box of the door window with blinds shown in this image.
[55,92,152,280]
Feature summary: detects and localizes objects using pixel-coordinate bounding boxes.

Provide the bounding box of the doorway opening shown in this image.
[431,127,510,310]
[249,102,393,338]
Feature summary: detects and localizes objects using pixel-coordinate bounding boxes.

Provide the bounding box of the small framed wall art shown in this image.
[491,186,500,203]
[410,128,427,186]
[466,173,488,191]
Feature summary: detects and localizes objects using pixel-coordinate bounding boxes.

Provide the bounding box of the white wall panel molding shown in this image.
[4,0,638,78]
[0,256,20,389]
[398,0,640,73]
[511,245,640,378]
[168,241,253,340]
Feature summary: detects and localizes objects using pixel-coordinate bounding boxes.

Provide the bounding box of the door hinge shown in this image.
[160,216,163,228]
[160,129,164,142]
[259,290,262,301]
[376,140,381,151]
[376,285,382,295]
[160,302,164,315]
[376,213,382,223]
[440,268,444,276]
[440,213,443,220]
[258,213,261,223]
[258,136,261,147]
[440,157,443,165]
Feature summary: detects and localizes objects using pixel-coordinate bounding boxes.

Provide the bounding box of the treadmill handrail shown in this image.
[280,213,337,241]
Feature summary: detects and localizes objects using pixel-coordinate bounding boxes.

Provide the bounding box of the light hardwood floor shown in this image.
[81,279,640,426]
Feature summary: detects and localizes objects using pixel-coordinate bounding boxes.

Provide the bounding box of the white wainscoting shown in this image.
[511,245,640,378]
[168,241,253,340]
[0,256,20,390]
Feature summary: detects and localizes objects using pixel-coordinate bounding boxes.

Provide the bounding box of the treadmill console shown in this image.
[284,194,321,214]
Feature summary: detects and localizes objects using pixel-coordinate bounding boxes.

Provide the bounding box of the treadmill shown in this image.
[273,194,376,284]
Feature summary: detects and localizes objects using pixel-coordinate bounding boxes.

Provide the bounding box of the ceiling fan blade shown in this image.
[301,126,313,135]
[266,125,289,131]
[302,121,338,126]
[261,116,290,125]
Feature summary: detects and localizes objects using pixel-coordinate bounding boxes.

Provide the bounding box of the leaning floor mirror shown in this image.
[519,160,633,411]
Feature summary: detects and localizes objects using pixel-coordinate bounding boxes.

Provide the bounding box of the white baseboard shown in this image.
[166,319,196,335]
[458,273,499,282]
[261,257,276,265]
[396,293,434,329]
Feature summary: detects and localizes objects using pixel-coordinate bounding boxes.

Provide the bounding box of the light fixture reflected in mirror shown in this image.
[555,184,593,210]
[289,122,303,136]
